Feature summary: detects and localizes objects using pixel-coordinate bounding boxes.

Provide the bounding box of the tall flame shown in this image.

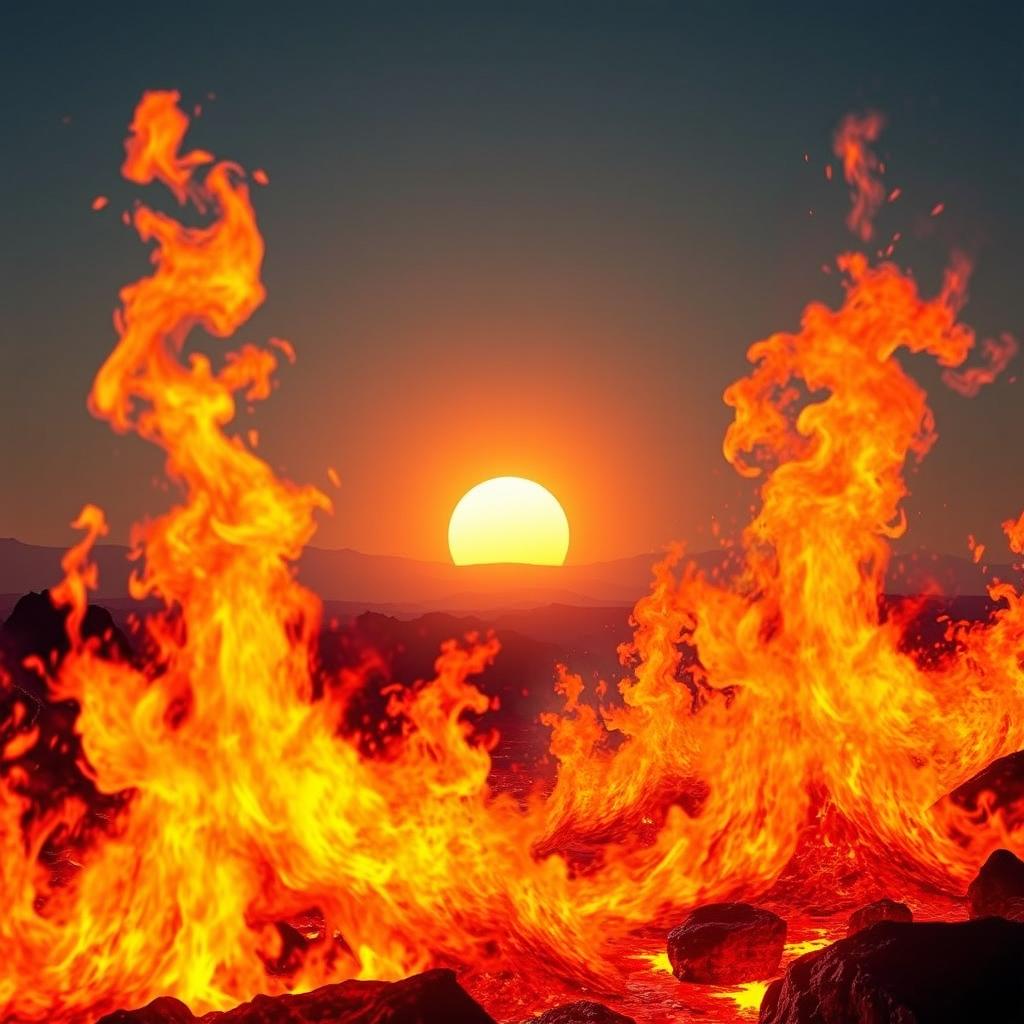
[0,92,1022,1022]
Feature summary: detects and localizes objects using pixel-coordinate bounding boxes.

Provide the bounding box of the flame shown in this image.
[1,93,1023,1022]
[833,111,886,241]
[943,332,1018,397]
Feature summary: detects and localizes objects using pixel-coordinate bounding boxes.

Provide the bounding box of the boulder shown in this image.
[2,590,130,671]
[759,918,1024,1023]
[528,1001,635,1024]
[96,968,496,1022]
[967,849,1024,921]
[847,898,913,935]
[667,903,787,984]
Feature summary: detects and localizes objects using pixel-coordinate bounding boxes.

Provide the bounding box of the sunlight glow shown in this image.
[448,476,570,566]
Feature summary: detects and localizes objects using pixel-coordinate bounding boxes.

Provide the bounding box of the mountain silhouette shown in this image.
[1,538,1014,617]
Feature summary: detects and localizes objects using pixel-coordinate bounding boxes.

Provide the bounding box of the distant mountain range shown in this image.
[0,537,1015,616]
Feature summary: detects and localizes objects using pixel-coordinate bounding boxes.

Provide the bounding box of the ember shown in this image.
[1,91,1023,1024]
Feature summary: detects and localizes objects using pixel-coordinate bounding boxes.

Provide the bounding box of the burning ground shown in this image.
[1,94,1024,1023]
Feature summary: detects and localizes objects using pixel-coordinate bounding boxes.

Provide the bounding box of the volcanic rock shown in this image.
[967,848,1024,921]
[97,997,195,1023]
[846,898,913,935]
[2,589,130,669]
[666,903,787,984]
[527,1002,635,1024]
[95,968,496,1022]
[758,918,1024,1023]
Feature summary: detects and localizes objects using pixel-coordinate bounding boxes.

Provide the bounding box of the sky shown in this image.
[2,3,1023,564]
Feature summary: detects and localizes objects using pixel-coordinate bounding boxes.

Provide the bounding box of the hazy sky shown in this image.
[3,3,1023,563]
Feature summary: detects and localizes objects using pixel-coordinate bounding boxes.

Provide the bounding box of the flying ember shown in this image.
[0,91,1022,1023]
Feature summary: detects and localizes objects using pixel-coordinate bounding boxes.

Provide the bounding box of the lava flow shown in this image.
[1,92,1023,1023]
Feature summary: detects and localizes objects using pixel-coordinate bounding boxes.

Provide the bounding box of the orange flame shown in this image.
[833,111,886,241]
[1,94,1023,1023]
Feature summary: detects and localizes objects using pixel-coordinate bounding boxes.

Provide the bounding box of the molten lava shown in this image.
[0,92,1022,1023]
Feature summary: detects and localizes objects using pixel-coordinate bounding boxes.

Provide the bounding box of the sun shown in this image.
[448,477,570,566]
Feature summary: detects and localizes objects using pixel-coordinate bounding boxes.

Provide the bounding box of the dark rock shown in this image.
[96,968,496,1022]
[759,918,1024,1023]
[2,590,130,669]
[847,898,913,935]
[97,997,195,1023]
[667,903,787,984]
[968,849,1024,921]
[528,1001,635,1024]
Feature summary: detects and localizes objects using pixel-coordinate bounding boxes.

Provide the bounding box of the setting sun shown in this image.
[448,476,570,566]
